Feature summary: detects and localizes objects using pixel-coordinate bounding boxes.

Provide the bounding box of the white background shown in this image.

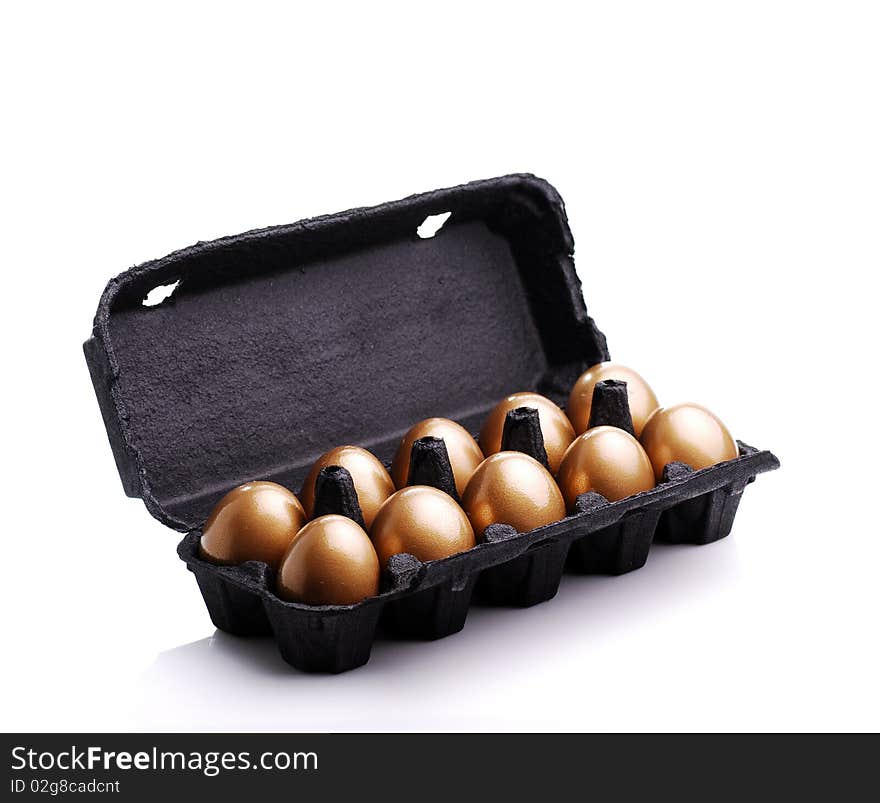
[2,2,878,732]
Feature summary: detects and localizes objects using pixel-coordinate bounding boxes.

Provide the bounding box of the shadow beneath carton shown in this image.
[135,539,742,730]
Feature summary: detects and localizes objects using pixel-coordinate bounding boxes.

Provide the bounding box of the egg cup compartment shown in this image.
[655,462,751,545]
[476,527,570,607]
[263,590,384,673]
[87,174,779,674]
[565,492,659,575]
[380,574,478,640]
[191,560,274,636]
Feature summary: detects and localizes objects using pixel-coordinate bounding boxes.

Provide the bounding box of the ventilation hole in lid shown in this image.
[417,211,451,239]
[142,280,180,307]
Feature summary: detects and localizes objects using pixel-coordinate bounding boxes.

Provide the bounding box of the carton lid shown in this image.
[84,174,608,530]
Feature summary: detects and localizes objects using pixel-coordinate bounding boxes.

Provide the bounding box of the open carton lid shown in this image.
[84,174,609,531]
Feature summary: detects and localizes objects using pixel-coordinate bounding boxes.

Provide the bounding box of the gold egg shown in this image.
[567,362,659,436]
[370,486,476,567]
[391,418,484,496]
[300,445,395,530]
[277,515,380,605]
[479,392,575,474]
[557,426,655,509]
[199,481,306,569]
[462,451,566,535]
[639,403,739,481]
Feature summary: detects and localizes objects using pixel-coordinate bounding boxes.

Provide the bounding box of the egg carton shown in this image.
[85,173,779,674]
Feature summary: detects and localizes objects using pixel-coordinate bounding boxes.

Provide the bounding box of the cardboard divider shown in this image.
[587,380,636,435]
[500,407,550,468]
[406,437,460,501]
[312,466,366,528]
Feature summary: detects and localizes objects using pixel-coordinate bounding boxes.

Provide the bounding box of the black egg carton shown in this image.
[85,173,779,674]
